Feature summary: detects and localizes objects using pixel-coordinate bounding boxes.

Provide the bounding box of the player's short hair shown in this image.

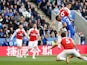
[61,32,66,37]
[56,15,59,20]
[55,15,61,21]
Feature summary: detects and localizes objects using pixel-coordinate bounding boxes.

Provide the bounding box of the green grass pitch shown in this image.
[0,56,87,65]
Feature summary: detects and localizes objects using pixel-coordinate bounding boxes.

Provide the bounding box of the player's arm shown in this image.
[10,30,17,40]
[49,37,61,50]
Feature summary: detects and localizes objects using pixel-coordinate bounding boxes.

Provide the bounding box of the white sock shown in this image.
[82,56,87,61]
[17,49,21,57]
[57,57,66,61]
[32,48,37,58]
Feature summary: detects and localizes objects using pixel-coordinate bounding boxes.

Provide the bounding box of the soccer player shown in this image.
[58,2,75,39]
[49,32,87,64]
[55,15,67,34]
[10,24,29,57]
[56,14,75,39]
[24,23,40,59]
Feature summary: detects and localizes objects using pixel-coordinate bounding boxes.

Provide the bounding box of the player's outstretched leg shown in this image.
[78,56,87,61]
[56,55,69,64]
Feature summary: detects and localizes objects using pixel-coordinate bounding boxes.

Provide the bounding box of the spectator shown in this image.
[2,38,9,46]
[79,32,86,45]
[53,5,59,15]
[23,36,28,46]
[0,23,2,29]
[31,15,35,23]
[23,21,29,31]
[14,5,19,12]
[47,6,52,18]
[0,29,4,38]
[40,0,46,9]
[9,27,14,34]
[41,35,48,45]
[3,16,10,24]
[3,27,10,38]
[28,19,33,28]
[81,8,87,19]
[10,5,14,11]
[51,0,56,9]
[8,9,14,17]
[37,0,42,8]
[0,15,3,23]
[3,9,9,16]
[14,13,21,21]
[19,4,26,13]
[57,0,62,6]
[22,9,31,18]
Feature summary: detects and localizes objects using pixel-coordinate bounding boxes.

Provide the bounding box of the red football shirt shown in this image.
[16,29,24,39]
[61,37,74,49]
[28,28,39,41]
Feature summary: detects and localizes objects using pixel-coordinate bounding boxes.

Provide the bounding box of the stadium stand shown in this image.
[32,0,87,20]
[0,0,57,46]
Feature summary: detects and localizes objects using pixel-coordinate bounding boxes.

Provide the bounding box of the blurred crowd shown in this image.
[0,0,58,46]
[33,0,87,19]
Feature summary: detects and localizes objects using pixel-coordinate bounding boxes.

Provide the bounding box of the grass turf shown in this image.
[0,56,87,65]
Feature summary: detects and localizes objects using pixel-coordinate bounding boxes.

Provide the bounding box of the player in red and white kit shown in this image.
[11,24,29,57]
[49,32,87,64]
[59,2,71,17]
[24,23,40,59]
